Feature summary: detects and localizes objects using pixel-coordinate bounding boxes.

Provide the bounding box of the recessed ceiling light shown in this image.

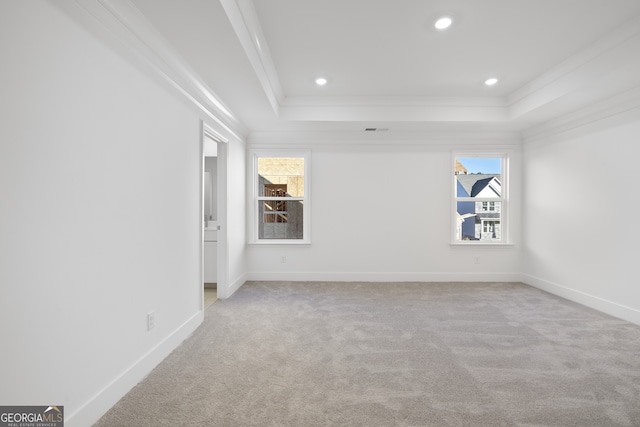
[315,77,327,86]
[485,78,499,86]
[434,17,452,30]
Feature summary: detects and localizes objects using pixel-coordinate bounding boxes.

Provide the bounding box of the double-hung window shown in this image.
[453,153,509,244]
[249,149,310,244]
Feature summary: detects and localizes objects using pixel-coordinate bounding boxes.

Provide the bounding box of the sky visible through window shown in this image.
[458,157,501,174]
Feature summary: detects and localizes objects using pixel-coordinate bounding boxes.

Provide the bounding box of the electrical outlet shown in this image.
[281,256,286,263]
[147,312,155,331]
[474,256,481,265]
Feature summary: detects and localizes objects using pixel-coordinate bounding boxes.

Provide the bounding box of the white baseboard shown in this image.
[66,310,204,427]
[65,272,640,426]
[220,272,247,299]
[522,274,640,326]
[245,271,523,283]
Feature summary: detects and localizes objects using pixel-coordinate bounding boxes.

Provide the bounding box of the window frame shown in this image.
[248,149,311,245]
[481,201,496,212]
[451,151,510,245]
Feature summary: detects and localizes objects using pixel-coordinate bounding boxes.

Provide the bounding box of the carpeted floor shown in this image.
[94,282,640,426]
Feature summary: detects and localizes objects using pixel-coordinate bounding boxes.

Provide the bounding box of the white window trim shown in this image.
[481,201,497,212]
[248,149,311,245]
[451,151,510,246]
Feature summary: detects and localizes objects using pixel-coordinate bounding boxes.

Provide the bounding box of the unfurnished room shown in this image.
[2,1,640,426]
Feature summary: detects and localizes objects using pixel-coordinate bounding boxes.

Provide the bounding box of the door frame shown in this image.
[201,122,229,305]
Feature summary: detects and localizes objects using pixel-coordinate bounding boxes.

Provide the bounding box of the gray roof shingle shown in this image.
[456,174,500,197]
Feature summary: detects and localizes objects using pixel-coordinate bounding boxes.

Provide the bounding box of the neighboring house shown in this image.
[456,173,502,240]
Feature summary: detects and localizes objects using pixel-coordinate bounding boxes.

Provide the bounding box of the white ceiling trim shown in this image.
[227,3,640,130]
[508,14,640,121]
[247,130,522,147]
[219,0,284,115]
[218,0,515,124]
[281,96,507,107]
[279,104,508,123]
[67,0,247,141]
[508,14,640,107]
[279,96,509,123]
[522,84,640,142]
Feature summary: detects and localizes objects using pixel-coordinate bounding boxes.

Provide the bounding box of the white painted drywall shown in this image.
[246,142,522,282]
[0,1,220,425]
[522,107,640,324]
[225,138,248,296]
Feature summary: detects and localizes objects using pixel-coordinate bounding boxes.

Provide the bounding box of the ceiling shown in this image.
[129,0,640,137]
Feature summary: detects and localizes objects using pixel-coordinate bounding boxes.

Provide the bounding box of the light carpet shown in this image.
[94,281,640,426]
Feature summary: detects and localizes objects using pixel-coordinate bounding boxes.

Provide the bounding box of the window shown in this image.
[481,201,496,212]
[483,220,500,238]
[263,184,288,223]
[250,150,310,243]
[453,154,508,244]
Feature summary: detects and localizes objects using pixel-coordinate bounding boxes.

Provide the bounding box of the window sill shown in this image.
[450,242,514,247]
[248,240,311,246]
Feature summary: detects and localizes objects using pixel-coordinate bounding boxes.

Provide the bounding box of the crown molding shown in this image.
[522,85,640,142]
[219,0,283,115]
[220,0,517,125]
[507,14,640,121]
[279,102,509,123]
[67,0,247,142]
[226,2,640,131]
[279,96,509,122]
[281,96,507,107]
[247,129,522,147]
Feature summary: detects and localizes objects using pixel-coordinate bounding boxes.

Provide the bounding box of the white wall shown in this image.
[246,141,522,282]
[0,2,230,425]
[5,0,637,424]
[522,106,640,324]
[225,138,248,296]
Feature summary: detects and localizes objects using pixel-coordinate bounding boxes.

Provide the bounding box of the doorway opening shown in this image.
[202,124,228,308]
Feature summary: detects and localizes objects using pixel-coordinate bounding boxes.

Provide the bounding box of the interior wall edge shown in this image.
[56,0,248,142]
[522,85,640,143]
[244,272,523,283]
[246,133,522,148]
[219,273,249,300]
[522,274,640,327]
[66,312,204,427]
